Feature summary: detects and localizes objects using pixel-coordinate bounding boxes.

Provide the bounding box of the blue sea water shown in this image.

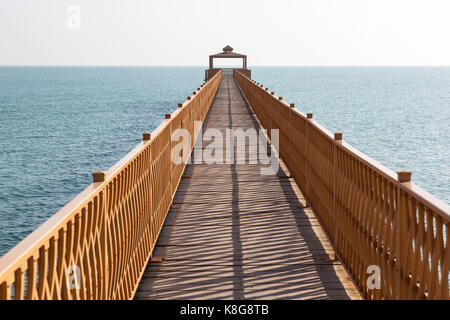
[252,66,450,203]
[0,66,449,257]
[0,67,204,256]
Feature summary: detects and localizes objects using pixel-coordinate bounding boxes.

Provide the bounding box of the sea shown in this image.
[0,66,449,256]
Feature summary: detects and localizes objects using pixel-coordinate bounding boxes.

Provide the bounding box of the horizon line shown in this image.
[1,65,450,68]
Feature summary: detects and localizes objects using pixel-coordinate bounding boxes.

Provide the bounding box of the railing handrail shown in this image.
[0,70,223,299]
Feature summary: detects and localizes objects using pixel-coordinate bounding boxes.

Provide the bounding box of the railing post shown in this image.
[305,113,313,197]
[91,170,108,297]
[333,133,343,259]
[397,170,411,184]
[166,114,173,198]
[0,282,9,300]
[143,132,151,141]
[287,103,295,170]
[334,132,343,142]
[101,178,109,299]
[396,170,411,300]
[92,171,106,183]
[180,102,185,165]
[143,128,155,291]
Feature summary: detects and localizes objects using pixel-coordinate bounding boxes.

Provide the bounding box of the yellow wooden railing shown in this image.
[0,71,222,300]
[234,69,449,300]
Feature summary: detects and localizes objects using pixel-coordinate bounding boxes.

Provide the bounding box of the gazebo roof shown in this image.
[210,46,246,58]
[223,45,233,52]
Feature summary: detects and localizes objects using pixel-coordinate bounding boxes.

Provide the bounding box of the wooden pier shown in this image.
[0,47,448,300]
[135,75,360,300]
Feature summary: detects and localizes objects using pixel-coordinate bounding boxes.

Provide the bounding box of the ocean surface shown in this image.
[0,66,449,257]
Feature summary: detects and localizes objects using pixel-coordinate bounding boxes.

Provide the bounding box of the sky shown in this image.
[1,0,450,66]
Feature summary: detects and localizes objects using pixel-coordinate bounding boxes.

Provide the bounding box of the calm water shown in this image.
[0,67,449,256]
[253,66,450,201]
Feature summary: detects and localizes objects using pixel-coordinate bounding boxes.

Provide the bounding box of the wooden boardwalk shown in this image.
[135,75,361,300]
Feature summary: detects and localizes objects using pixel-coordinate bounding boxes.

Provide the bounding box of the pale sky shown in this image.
[1,0,450,66]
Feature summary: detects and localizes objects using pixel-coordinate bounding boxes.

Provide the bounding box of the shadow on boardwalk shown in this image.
[135,75,360,300]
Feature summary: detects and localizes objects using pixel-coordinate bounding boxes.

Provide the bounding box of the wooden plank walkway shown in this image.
[135,75,362,300]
